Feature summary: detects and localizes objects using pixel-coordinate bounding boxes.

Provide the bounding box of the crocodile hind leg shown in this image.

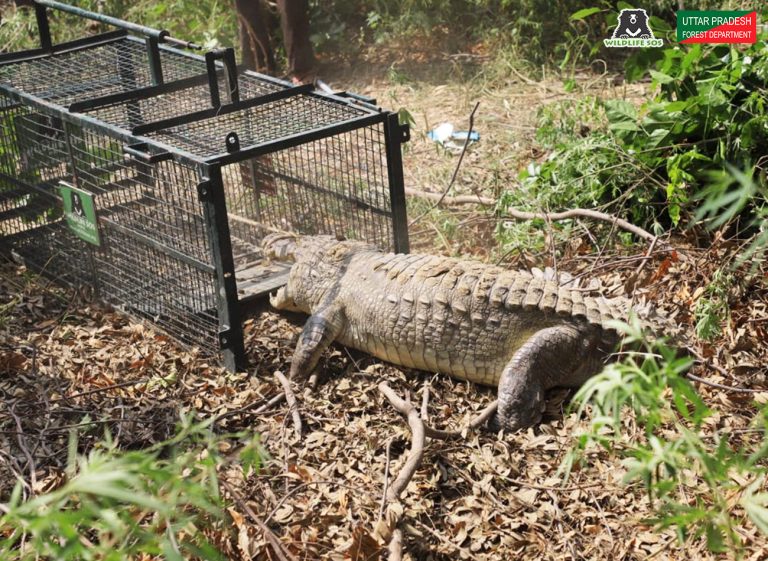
[289,304,346,381]
[493,324,609,432]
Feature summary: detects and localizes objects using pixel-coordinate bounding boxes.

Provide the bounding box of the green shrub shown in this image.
[500,10,768,254]
[565,321,768,555]
[0,415,264,560]
[0,0,236,53]
[693,268,733,340]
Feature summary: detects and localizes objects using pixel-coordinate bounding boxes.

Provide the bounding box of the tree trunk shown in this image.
[234,0,275,72]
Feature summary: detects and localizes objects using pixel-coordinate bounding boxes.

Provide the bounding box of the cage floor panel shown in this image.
[232,236,290,300]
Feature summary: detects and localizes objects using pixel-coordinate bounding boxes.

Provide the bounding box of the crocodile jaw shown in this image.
[270,286,304,313]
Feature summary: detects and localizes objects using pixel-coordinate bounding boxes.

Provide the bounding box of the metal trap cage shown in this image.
[0,0,410,370]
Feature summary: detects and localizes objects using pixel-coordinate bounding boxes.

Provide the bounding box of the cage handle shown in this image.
[32,0,201,48]
[123,143,172,164]
[205,48,240,108]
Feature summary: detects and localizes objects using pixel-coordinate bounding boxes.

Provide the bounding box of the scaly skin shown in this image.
[263,235,638,431]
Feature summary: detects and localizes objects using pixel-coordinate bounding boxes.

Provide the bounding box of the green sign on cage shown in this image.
[58,181,101,246]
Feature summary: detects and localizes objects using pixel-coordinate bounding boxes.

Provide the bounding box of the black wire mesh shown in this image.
[221,122,395,262]
[149,94,371,159]
[0,93,88,279]
[0,28,407,364]
[67,126,211,264]
[68,124,218,349]
[0,89,218,351]
[0,38,204,106]
[93,237,218,350]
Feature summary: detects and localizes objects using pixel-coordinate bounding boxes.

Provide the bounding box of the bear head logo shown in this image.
[611,8,654,39]
[71,191,85,217]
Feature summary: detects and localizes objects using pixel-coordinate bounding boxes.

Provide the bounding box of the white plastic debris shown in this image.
[427,122,480,153]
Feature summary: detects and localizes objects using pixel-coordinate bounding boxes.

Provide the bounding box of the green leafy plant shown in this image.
[693,268,733,340]
[0,415,264,560]
[695,165,768,266]
[565,320,768,555]
[1,0,236,53]
[501,8,768,254]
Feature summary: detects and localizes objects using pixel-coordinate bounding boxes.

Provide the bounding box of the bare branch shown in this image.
[423,400,498,440]
[405,187,494,206]
[408,102,481,227]
[222,480,298,561]
[404,186,670,249]
[502,206,668,248]
[388,528,403,561]
[378,382,425,502]
[275,371,302,437]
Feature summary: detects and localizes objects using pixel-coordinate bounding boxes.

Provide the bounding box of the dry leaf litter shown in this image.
[2,229,767,560]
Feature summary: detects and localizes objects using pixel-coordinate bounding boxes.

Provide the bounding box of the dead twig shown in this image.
[221,480,298,561]
[215,391,287,423]
[378,382,428,560]
[405,187,494,206]
[422,400,498,440]
[378,382,425,502]
[378,437,394,524]
[505,207,668,249]
[274,371,302,437]
[388,528,403,561]
[420,382,430,422]
[405,186,669,250]
[10,404,37,493]
[408,102,480,227]
[265,479,356,524]
[686,371,766,394]
[5,377,152,410]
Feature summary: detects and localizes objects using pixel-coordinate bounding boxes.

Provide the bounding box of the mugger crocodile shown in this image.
[263,234,666,431]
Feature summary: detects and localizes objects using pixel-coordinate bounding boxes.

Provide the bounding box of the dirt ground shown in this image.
[2,40,768,560]
[320,36,647,259]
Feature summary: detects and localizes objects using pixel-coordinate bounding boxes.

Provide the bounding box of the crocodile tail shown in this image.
[528,279,628,330]
[262,232,300,262]
[558,287,677,340]
[504,273,627,330]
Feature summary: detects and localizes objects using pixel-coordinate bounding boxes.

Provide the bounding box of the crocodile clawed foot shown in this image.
[486,413,502,433]
[487,408,543,434]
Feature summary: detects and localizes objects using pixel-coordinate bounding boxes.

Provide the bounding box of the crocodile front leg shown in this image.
[289,304,346,381]
[493,324,608,431]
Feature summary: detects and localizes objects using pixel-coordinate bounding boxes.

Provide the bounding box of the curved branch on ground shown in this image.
[405,187,670,249]
[388,529,403,561]
[423,400,498,440]
[378,382,426,502]
[275,371,303,437]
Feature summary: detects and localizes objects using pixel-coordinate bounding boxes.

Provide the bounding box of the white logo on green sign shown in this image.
[604,8,664,48]
[58,181,101,246]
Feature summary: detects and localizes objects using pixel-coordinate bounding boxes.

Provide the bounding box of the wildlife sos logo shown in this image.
[58,181,101,246]
[604,9,663,48]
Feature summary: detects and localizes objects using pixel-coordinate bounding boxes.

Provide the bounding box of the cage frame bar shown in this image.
[384,113,411,254]
[131,84,315,136]
[35,0,169,40]
[67,71,221,113]
[197,165,246,370]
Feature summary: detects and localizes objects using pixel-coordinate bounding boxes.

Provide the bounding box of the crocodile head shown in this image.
[263,234,379,313]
